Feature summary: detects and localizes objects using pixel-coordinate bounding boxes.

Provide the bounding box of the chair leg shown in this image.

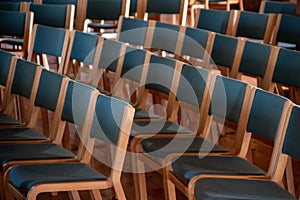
[41,108,50,137]
[286,157,295,196]
[68,191,81,200]
[114,181,126,200]
[163,169,177,200]
[132,154,148,200]
[89,190,102,200]
[5,190,14,200]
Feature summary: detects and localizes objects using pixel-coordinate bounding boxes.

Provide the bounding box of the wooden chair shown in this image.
[27,24,70,71]
[231,10,276,44]
[5,92,135,200]
[260,0,297,15]
[0,2,27,11]
[187,102,300,200]
[164,87,292,200]
[0,11,33,58]
[137,0,189,26]
[271,14,300,49]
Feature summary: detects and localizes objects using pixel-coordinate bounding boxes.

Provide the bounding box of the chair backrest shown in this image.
[0,11,33,58]
[27,24,70,71]
[0,2,27,11]
[0,50,16,89]
[231,11,276,44]
[116,16,149,47]
[137,0,188,25]
[27,3,75,29]
[196,9,235,35]
[271,14,300,47]
[260,0,296,15]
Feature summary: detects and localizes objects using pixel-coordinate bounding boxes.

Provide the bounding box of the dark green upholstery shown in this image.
[134,108,161,120]
[172,156,265,180]
[194,178,296,200]
[272,48,300,89]
[129,0,137,13]
[210,76,247,124]
[264,1,296,15]
[282,105,300,161]
[98,39,123,72]
[141,137,228,158]
[276,15,300,46]
[70,31,99,65]
[33,25,67,57]
[30,4,69,28]
[0,50,14,87]
[42,0,77,16]
[61,80,97,127]
[247,89,289,142]
[35,70,64,112]
[210,34,238,68]
[118,17,148,46]
[0,2,20,11]
[11,59,39,98]
[146,0,182,14]
[0,143,75,172]
[9,163,106,190]
[239,41,272,78]
[121,46,147,83]
[0,114,20,125]
[181,27,209,59]
[197,9,230,34]
[145,55,177,95]
[0,11,26,36]
[236,11,269,40]
[91,94,132,145]
[0,128,47,141]
[151,22,180,53]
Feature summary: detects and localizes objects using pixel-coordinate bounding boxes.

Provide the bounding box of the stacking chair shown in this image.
[0,11,33,58]
[164,88,291,200]
[187,102,300,200]
[116,16,149,47]
[231,10,276,44]
[5,92,135,200]
[27,24,70,71]
[271,14,300,49]
[259,0,297,15]
[0,2,27,11]
[137,0,189,26]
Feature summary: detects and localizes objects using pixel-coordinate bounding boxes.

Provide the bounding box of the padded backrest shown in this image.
[210,76,248,124]
[0,11,26,36]
[181,27,209,59]
[35,70,65,112]
[118,17,148,46]
[276,15,300,46]
[91,94,131,145]
[236,11,270,40]
[272,48,300,88]
[239,41,273,78]
[247,89,289,142]
[210,34,238,68]
[30,3,69,28]
[86,0,123,20]
[197,9,230,34]
[61,80,97,126]
[0,2,20,11]
[42,0,77,17]
[98,39,123,72]
[151,21,180,53]
[33,25,67,57]
[176,64,209,107]
[145,55,177,95]
[264,1,296,15]
[70,31,99,65]
[282,105,300,160]
[129,0,137,13]
[11,59,39,98]
[146,0,182,14]
[0,50,15,87]
[121,46,147,83]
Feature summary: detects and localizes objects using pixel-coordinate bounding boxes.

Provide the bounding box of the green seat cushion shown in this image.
[134,108,162,120]
[0,128,47,141]
[0,114,21,125]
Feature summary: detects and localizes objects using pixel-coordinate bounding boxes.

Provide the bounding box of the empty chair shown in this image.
[260,0,297,15]
[5,92,135,200]
[137,0,189,26]
[231,10,276,44]
[27,24,70,71]
[0,11,33,58]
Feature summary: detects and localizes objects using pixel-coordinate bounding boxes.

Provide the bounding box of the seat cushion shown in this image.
[172,156,265,180]
[10,163,107,190]
[88,23,118,29]
[134,108,162,120]
[0,143,75,171]
[0,114,21,125]
[0,38,24,46]
[0,128,47,141]
[194,178,296,200]
[141,137,228,158]
[131,120,193,137]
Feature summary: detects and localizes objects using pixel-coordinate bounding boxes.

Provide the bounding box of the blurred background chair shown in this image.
[0,1,27,11]
[259,0,297,15]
